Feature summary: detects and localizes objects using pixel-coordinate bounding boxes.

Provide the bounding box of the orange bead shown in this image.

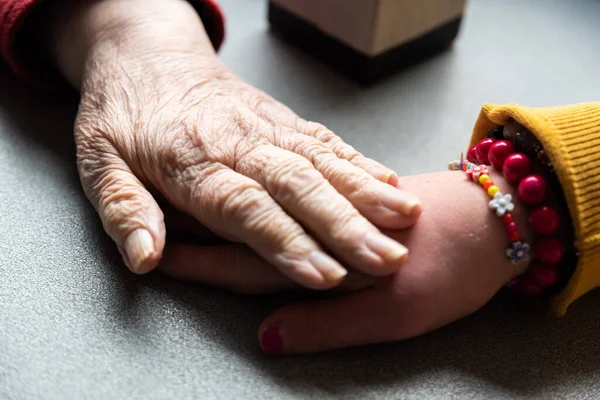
[462,162,468,171]
[509,231,520,242]
[483,181,494,190]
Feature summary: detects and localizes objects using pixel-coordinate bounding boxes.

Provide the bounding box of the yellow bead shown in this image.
[479,174,490,184]
[487,185,499,197]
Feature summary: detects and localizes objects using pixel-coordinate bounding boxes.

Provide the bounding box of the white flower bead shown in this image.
[489,192,515,217]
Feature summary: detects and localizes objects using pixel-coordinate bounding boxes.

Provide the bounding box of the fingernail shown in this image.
[367,167,398,187]
[124,228,155,273]
[365,232,408,263]
[379,185,422,217]
[260,325,284,355]
[309,251,348,282]
[386,173,399,187]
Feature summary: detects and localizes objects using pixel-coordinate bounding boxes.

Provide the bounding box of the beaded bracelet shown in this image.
[450,131,569,296]
[449,156,531,266]
[485,122,577,295]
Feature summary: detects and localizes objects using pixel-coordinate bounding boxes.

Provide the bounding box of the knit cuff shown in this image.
[469,102,600,316]
[0,0,57,90]
[189,0,226,52]
[0,0,226,91]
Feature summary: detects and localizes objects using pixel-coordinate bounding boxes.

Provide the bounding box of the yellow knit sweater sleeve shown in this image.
[468,103,600,316]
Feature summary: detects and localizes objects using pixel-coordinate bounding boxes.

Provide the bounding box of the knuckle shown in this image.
[270,158,326,201]
[271,233,317,272]
[249,95,275,118]
[320,158,367,187]
[76,140,113,186]
[283,138,376,199]
[305,122,335,142]
[230,107,275,144]
[344,177,380,205]
[288,136,332,161]
[75,122,118,170]
[163,147,211,198]
[305,121,362,161]
[313,159,376,204]
[336,143,363,164]
[327,210,368,244]
[275,230,313,259]
[218,183,271,227]
[96,172,146,235]
[215,181,311,253]
[344,150,364,165]
[75,137,121,200]
[231,107,260,136]
[244,144,327,202]
[244,205,299,247]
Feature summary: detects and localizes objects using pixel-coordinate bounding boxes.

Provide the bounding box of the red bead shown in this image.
[529,206,560,235]
[505,222,517,233]
[509,231,520,241]
[488,140,515,170]
[483,181,494,190]
[503,153,532,184]
[518,175,548,206]
[475,138,496,164]
[503,213,514,224]
[535,237,565,264]
[515,278,543,296]
[467,146,479,163]
[528,263,559,287]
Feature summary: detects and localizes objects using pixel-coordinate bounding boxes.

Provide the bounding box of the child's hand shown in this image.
[256,170,533,354]
[158,170,532,354]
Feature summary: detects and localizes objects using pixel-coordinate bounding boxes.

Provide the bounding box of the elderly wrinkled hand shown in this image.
[48,0,421,289]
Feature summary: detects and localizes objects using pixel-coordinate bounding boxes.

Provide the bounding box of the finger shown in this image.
[169,164,348,289]
[78,148,165,274]
[250,99,400,186]
[299,120,399,186]
[258,288,397,355]
[277,132,421,228]
[159,243,295,294]
[236,144,409,276]
[160,242,378,294]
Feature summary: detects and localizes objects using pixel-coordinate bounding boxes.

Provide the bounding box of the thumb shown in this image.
[79,152,165,274]
[258,288,399,355]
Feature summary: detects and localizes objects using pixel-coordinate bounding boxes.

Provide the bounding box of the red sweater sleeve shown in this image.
[0,0,226,89]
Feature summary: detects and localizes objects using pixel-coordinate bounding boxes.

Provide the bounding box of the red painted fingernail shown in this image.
[260,326,284,355]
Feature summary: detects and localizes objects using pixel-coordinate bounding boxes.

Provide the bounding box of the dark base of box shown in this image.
[268,3,462,85]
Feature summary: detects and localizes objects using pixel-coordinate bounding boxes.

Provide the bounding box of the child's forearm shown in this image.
[389,170,533,293]
[257,169,538,355]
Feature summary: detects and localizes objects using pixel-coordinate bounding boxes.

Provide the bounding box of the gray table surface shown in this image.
[2,0,600,399]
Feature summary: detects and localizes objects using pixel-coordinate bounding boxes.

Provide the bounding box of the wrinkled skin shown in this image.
[47,0,529,355]
[159,171,531,354]
[57,0,422,291]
